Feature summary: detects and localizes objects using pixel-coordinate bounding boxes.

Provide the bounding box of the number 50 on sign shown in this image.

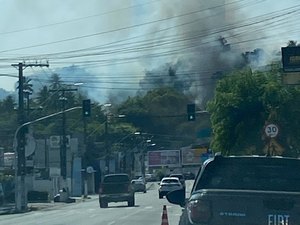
[265,124,279,138]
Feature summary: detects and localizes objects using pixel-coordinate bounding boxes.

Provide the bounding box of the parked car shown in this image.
[131,179,147,193]
[158,177,183,199]
[169,173,186,190]
[0,183,4,206]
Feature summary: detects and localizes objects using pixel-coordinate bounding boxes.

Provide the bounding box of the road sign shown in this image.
[265,124,279,138]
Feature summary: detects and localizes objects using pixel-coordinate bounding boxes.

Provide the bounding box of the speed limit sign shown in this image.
[265,124,279,138]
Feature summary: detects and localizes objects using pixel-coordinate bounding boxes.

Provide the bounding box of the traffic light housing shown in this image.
[187,103,196,121]
[82,99,91,117]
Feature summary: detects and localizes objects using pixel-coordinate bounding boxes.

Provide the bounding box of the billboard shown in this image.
[281,47,300,72]
[181,146,212,165]
[148,150,180,167]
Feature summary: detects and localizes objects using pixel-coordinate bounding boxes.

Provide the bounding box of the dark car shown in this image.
[99,173,135,208]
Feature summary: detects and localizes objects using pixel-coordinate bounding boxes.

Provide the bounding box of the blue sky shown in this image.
[0,0,299,100]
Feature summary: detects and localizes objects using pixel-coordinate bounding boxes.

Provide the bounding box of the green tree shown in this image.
[117,87,205,148]
[48,73,62,111]
[36,86,50,106]
[207,68,300,156]
[0,95,17,151]
[0,95,16,114]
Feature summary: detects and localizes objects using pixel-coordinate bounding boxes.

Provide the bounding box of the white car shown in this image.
[158,177,183,199]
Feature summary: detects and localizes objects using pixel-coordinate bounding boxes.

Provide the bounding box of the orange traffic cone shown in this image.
[161,205,169,225]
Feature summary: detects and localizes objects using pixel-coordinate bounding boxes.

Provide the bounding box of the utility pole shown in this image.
[11,61,49,212]
[105,115,109,174]
[50,88,77,180]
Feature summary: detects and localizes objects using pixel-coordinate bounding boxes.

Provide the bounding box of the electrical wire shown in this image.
[0,0,262,54]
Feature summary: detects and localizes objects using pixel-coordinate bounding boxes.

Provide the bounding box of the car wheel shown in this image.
[128,197,135,207]
[159,193,163,199]
[99,199,108,208]
[143,190,147,193]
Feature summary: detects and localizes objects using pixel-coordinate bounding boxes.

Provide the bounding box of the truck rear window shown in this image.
[104,175,129,183]
[196,158,300,192]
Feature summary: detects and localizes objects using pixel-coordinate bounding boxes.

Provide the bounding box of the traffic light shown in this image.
[187,103,196,121]
[82,99,91,117]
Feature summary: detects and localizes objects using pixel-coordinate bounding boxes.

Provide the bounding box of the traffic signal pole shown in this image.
[82,99,91,197]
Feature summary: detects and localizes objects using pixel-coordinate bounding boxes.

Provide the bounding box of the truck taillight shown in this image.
[187,199,212,224]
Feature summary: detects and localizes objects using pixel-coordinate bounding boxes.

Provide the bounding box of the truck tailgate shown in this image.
[101,182,130,194]
[198,189,300,225]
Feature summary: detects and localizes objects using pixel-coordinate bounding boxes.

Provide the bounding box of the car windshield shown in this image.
[162,178,179,184]
[0,1,299,225]
[170,174,184,179]
[104,175,129,183]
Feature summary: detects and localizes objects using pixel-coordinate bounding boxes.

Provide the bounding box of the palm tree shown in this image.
[23,77,33,118]
[49,73,63,111]
[36,85,50,106]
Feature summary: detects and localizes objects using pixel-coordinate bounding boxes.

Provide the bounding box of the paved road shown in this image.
[0,181,194,225]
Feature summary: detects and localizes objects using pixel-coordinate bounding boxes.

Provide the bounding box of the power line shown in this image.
[0,0,160,36]
[0,0,260,54]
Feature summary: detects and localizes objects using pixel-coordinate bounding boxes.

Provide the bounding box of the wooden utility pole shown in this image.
[11,61,49,212]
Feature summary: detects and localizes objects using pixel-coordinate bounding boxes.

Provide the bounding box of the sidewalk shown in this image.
[29,195,99,211]
[0,182,155,215]
[0,195,98,215]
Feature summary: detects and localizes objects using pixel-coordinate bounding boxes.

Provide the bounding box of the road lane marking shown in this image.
[87,208,96,211]
[89,214,97,218]
[119,208,146,220]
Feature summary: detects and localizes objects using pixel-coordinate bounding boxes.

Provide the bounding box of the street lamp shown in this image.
[133,132,155,181]
[13,106,82,212]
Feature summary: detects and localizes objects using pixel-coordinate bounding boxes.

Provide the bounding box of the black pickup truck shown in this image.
[99,173,135,208]
[167,155,300,225]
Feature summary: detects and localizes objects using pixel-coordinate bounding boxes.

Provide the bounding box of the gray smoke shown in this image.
[138,0,246,108]
[136,0,290,108]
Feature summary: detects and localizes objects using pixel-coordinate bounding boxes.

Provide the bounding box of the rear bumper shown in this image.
[99,193,134,203]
